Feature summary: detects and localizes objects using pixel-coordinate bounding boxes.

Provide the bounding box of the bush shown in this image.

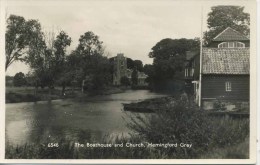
[127,98,249,158]
[13,72,27,87]
[213,100,227,111]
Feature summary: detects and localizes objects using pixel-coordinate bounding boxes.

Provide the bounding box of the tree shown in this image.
[133,60,143,72]
[126,58,135,70]
[5,15,42,71]
[52,31,72,95]
[131,67,138,86]
[76,31,103,57]
[73,31,112,92]
[25,29,71,95]
[120,76,130,87]
[203,6,250,46]
[148,38,199,89]
[13,72,26,87]
[143,64,155,85]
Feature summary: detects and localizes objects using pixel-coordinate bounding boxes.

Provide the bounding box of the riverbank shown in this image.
[123,96,175,112]
[5,86,127,103]
[5,96,249,159]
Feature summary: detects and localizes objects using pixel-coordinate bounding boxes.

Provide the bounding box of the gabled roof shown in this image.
[202,48,249,75]
[213,27,249,42]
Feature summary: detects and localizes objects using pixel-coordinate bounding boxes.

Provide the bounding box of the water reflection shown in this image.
[6,90,167,146]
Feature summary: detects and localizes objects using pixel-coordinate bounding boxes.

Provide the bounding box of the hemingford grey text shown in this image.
[73,142,192,148]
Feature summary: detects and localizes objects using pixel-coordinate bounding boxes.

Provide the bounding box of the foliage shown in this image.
[73,31,112,92]
[213,100,227,111]
[13,72,27,87]
[148,38,200,90]
[131,68,138,86]
[5,76,14,87]
[5,15,42,71]
[120,76,130,87]
[143,64,154,85]
[127,98,249,158]
[76,31,104,56]
[127,58,144,72]
[203,6,250,46]
[25,30,72,91]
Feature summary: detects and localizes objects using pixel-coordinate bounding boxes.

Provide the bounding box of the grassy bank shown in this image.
[5,86,125,103]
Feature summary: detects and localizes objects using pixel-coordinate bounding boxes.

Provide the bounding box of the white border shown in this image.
[0,0,6,162]
[0,0,257,164]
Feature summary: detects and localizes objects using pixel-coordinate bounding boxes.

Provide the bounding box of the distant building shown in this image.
[112,53,127,85]
[112,53,148,86]
[185,27,250,110]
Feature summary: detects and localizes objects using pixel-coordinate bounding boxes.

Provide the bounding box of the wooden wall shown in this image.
[201,75,249,100]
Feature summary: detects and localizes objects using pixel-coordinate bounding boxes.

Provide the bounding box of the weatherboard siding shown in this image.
[201,75,249,100]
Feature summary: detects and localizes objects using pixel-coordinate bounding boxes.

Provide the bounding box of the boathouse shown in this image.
[185,27,250,111]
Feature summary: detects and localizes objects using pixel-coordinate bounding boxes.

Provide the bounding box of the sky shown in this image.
[4,0,253,76]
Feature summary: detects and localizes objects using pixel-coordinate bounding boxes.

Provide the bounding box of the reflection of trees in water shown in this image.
[28,101,104,144]
[29,101,59,144]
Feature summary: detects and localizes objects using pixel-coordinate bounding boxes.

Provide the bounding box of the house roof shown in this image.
[213,27,249,42]
[202,48,249,75]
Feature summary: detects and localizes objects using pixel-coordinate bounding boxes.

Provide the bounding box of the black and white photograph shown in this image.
[2,0,257,163]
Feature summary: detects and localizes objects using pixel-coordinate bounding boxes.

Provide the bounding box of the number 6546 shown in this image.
[48,143,59,147]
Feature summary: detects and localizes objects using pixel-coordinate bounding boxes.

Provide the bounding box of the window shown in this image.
[235,42,245,48]
[225,82,232,91]
[191,68,194,76]
[228,42,234,48]
[185,69,188,77]
[218,42,245,48]
[218,42,228,48]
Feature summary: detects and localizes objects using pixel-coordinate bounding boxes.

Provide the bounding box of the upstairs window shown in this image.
[225,82,232,91]
[235,42,245,48]
[218,42,245,48]
[185,69,188,77]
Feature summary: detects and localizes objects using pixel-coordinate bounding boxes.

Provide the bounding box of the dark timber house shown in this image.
[185,27,250,110]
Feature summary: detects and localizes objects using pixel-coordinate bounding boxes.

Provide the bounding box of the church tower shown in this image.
[113,53,127,85]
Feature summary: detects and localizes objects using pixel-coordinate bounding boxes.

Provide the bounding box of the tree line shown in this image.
[6,6,249,94]
[6,15,114,95]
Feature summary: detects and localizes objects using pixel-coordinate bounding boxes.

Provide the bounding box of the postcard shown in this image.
[0,0,257,164]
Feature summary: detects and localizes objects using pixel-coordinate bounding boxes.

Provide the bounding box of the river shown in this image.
[6,90,167,146]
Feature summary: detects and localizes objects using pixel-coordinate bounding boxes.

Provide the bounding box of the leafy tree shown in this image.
[148,38,199,89]
[143,64,155,85]
[133,60,143,72]
[126,58,134,70]
[5,15,42,71]
[203,6,250,46]
[120,76,130,87]
[73,31,112,92]
[126,58,144,72]
[131,67,138,86]
[13,72,26,87]
[5,76,14,87]
[25,30,71,95]
[52,31,72,94]
[76,31,103,57]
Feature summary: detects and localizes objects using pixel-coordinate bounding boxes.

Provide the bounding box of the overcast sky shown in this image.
[5,0,253,76]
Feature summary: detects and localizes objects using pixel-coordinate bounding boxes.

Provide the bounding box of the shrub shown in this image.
[213,99,227,111]
[127,98,249,158]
